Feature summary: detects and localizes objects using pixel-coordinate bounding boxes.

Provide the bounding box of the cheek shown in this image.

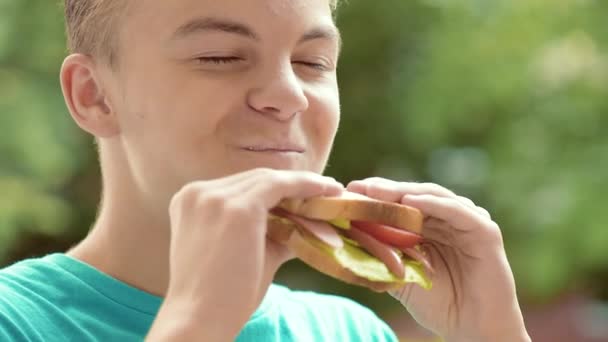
[120,68,230,143]
[308,86,340,149]
[116,70,237,182]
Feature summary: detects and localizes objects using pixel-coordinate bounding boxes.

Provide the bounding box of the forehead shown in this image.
[125,0,335,41]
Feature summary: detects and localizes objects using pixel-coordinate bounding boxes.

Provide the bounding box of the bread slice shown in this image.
[277,191,424,234]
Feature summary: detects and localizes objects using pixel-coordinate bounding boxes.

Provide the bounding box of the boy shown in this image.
[0,0,530,341]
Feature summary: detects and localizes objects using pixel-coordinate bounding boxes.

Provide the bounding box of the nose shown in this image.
[247,61,309,121]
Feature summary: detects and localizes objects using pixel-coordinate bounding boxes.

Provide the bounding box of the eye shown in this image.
[196,56,243,65]
[293,61,332,72]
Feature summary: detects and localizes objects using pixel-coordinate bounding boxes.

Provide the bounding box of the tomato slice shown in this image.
[350,221,422,249]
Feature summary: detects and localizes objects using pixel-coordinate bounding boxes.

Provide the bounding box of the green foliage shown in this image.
[1,0,606,316]
[393,0,608,303]
[319,0,608,307]
[0,0,86,260]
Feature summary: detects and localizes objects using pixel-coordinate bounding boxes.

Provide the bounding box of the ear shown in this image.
[60,54,120,138]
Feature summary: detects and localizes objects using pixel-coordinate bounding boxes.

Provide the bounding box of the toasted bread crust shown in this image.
[277,191,424,234]
[267,216,401,292]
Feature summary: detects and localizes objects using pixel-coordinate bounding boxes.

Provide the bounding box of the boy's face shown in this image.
[105,0,341,195]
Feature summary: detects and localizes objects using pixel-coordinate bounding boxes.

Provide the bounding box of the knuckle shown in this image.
[458,196,477,208]
[478,207,492,219]
[195,192,256,222]
[488,220,500,232]
[171,182,202,211]
[485,221,504,245]
[301,170,324,179]
[364,177,389,184]
[223,200,253,217]
[293,171,322,184]
[443,196,462,211]
[322,174,337,182]
[448,197,479,218]
[195,191,227,213]
[457,195,473,204]
[367,183,394,197]
[423,182,454,196]
[454,195,492,219]
[247,167,274,180]
[271,172,291,187]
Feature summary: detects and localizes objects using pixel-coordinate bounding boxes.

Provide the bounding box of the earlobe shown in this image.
[60,54,120,138]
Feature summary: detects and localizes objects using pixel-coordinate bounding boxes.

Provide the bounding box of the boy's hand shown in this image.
[146,168,343,341]
[347,177,531,342]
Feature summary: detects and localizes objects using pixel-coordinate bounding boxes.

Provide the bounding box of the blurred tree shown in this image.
[392,0,608,304]
[0,0,86,261]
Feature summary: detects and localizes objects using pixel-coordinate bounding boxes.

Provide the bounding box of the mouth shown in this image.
[239,144,306,154]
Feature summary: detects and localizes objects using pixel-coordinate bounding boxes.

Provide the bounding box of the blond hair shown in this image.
[64,0,341,66]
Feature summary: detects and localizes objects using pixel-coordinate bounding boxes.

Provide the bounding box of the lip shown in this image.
[238,143,306,153]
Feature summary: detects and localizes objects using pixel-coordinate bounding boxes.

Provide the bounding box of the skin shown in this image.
[346,179,530,341]
[58,0,530,340]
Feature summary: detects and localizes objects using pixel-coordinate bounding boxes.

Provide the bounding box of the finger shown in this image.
[348,178,459,205]
[360,179,479,213]
[346,178,407,202]
[345,179,368,193]
[456,196,491,219]
[207,169,341,201]
[211,171,342,246]
[243,170,345,209]
[400,194,491,233]
[348,178,491,220]
[348,178,456,198]
[178,168,276,196]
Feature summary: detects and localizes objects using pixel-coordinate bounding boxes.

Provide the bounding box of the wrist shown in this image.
[445,321,531,342]
[445,308,530,342]
[446,330,531,342]
[146,298,239,342]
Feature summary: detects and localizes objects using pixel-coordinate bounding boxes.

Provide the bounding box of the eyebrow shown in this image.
[171,17,342,51]
[299,25,343,51]
[172,17,259,41]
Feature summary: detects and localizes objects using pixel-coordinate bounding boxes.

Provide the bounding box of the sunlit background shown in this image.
[1,0,607,341]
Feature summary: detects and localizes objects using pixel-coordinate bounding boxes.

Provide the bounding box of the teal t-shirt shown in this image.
[0,254,398,341]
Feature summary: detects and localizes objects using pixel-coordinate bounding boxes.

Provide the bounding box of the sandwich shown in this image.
[267,191,432,292]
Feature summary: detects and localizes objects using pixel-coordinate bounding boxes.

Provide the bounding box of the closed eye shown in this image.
[294,61,331,71]
[195,57,332,71]
[196,56,243,64]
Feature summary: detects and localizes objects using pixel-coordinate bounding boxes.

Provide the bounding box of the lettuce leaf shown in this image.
[305,234,432,290]
[403,260,432,290]
[328,218,351,230]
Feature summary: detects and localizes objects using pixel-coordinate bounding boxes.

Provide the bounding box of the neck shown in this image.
[68,182,172,297]
[68,142,174,296]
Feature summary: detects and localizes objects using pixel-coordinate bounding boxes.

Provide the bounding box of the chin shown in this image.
[191,153,324,182]
[227,154,315,174]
